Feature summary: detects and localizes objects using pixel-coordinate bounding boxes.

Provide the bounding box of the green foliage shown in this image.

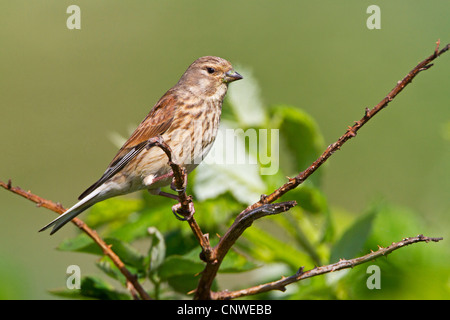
[50,72,448,300]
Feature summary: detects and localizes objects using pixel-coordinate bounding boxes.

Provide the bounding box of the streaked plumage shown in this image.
[40,56,242,234]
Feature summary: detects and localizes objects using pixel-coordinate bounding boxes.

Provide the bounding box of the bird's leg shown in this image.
[148,173,194,221]
[157,191,179,201]
[149,189,184,220]
[149,185,179,201]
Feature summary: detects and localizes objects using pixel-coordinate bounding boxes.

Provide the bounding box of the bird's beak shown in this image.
[223,70,243,83]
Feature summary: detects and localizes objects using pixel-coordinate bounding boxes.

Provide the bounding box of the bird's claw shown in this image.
[171,201,195,221]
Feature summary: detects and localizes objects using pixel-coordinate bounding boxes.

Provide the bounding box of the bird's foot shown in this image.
[171,201,195,221]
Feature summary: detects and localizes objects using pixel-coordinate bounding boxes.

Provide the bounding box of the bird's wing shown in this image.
[78,90,178,200]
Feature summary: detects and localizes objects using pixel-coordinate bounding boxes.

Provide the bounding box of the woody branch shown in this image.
[214,235,443,300]
[193,40,449,300]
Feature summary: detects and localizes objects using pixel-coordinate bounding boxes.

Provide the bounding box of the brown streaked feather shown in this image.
[78,90,178,200]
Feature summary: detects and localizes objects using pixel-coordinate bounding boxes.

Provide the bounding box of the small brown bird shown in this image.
[40,56,242,234]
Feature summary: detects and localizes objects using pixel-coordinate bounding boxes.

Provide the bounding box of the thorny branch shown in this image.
[214,235,443,300]
[240,40,450,218]
[193,40,449,299]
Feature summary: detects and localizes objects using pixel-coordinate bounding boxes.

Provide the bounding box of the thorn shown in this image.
[346,126,357,137]
[187,288,196,295]
[435,39,441,56]
[419,64,433,71]
[7,179,12,189]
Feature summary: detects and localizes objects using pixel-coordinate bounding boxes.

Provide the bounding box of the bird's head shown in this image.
[177,56,243,97]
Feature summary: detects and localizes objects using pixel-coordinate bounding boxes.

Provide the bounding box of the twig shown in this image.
[239,40,450,218]
[214,234,443,300]
[0,179,151,301]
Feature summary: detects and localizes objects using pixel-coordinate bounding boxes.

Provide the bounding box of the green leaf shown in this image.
[269,105,325,184]
[166,275,200,295]
[329,206,378,263]
[50,276,130,300]
[194,122,267,205]
[157,254,204,280]
[240,225,312,270]
[85,197,143,228]
[58,235,146,273]
[282,181,328,214]
[219,249,258,273]
[104,197,178,242]
[105,208,165,242]
[96,256,127,284]
[57,233,101,255]
[79,276,130,300]
[193,192,245,230]
[105,238,146,273]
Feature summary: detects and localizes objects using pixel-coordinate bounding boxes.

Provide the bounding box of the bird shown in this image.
[39,56,243,235]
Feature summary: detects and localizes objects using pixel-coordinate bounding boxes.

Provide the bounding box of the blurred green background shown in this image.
[0,1,449,299]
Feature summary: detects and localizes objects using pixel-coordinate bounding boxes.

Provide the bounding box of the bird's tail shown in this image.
[39,187,102,235]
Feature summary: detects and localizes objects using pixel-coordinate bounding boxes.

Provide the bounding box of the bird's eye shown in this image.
[206,67,215,74]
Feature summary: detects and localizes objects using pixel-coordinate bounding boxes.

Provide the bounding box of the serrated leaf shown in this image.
[194,123,266,205]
